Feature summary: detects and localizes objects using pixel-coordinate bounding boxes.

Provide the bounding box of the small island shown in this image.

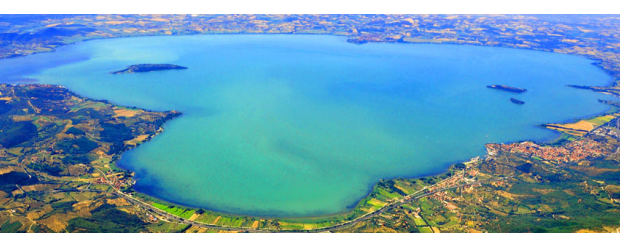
[510,98,525,104]
[111,64,188,74]
[487,85,527,93]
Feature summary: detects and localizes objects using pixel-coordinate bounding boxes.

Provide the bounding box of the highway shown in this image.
[46,188,108,194]
[66,169,501,233]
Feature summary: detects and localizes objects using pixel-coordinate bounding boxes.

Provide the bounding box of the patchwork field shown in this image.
[546,113,620,137]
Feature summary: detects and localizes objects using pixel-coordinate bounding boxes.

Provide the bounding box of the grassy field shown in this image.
[151,203,196,219]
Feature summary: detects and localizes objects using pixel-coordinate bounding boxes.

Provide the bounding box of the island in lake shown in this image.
[487,85,527,93]
[111,64,188,74]
[510,98,525,104]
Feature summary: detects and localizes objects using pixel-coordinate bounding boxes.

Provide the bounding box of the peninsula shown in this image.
[111,64,187,74]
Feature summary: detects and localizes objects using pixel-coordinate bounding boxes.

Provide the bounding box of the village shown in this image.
[94,170,135,191]
[485,139,608,163]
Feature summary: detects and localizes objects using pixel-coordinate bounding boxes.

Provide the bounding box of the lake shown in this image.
[0,34,614,217]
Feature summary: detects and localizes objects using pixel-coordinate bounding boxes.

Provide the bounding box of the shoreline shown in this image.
[2,33,619,221]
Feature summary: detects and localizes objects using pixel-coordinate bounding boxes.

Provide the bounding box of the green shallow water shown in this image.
[1,34,615,217]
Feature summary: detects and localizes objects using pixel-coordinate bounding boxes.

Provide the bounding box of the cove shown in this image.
[0,34,615,217]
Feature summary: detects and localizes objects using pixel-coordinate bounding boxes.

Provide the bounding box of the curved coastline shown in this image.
[2,33,619,220]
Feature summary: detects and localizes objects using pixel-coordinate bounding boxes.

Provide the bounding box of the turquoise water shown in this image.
[0,35,615,217]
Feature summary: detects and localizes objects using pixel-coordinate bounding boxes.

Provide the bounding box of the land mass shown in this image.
[510,98,525,104]
[0,84,182,233]
[487,85,528,93]
[111,64,187,74]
